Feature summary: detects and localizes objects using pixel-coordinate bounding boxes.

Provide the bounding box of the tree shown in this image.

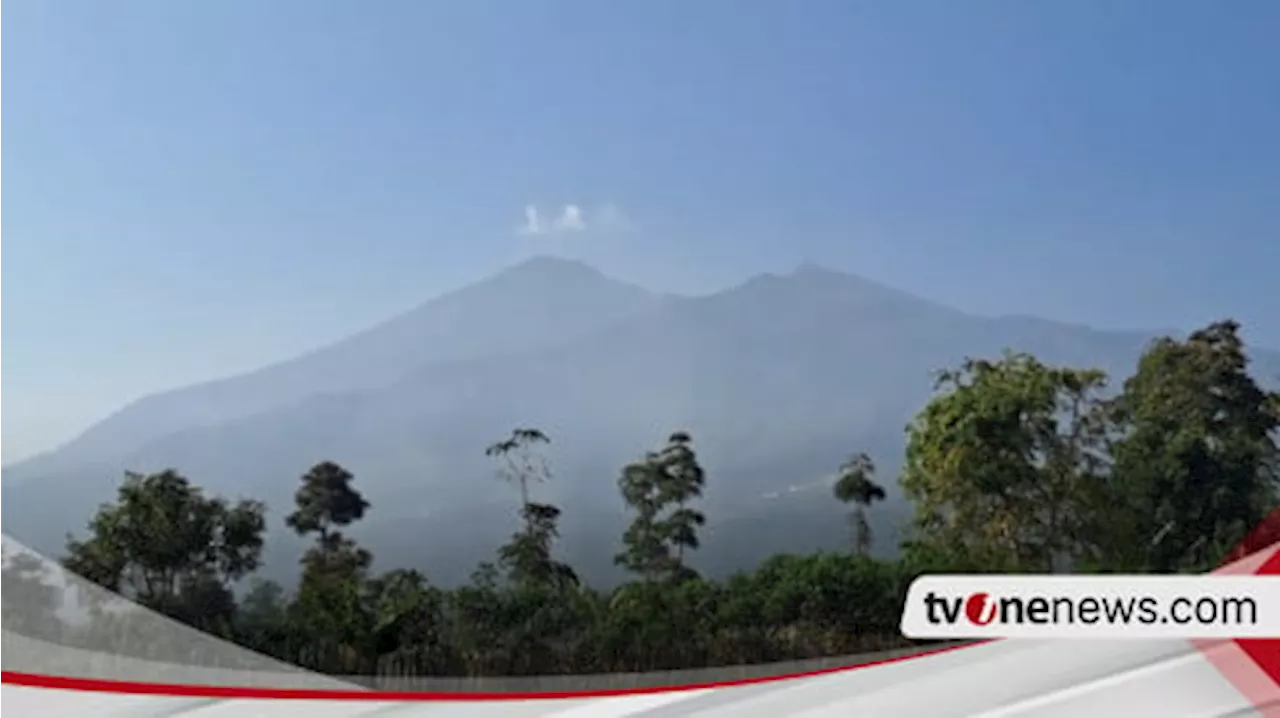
[240,579,287,627]
[62,469,266,632]
[365,568,448,670]
[900,353,1110,572]
[616,431,707,582]
[655,431,707,573]
[234,578,289,655]
[485,428,575,588]
[486,428,551,531]
[285,461,375,672]
[832,453,887,556]
[288,537,376,673]
[1104,320,1280,572]
[285,461,370,547]
[615,451,671,581]
[496,503,578,589]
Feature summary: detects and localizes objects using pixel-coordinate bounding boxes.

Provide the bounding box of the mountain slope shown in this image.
[5,257,1277,586]
[5,257,660,478]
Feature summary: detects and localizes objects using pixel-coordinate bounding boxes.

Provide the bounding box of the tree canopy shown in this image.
[63,469,266,633]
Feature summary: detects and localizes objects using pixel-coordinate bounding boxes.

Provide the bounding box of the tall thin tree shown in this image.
[486,428,575,587]
[832,453,886,556]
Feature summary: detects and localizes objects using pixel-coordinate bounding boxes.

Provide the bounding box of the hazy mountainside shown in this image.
[6,256,1278,587]
[14,257,660,474]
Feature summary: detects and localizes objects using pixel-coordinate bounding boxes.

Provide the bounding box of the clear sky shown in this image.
[4,0,1279,462]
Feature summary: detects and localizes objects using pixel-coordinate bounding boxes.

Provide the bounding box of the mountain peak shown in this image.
[789,261,848,280]
[501,254,605,279]
[714,261,964,321]
[483,256,655,300]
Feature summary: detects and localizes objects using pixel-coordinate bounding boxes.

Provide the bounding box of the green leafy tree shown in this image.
[288,534,376,672]
[832,453,887,555]
[365,568,451,673]
[496,503,578,589]
[655,431,707,574]
[615,450,671,581]
[900,353,1110,572]
[485,428,551,527]
[285,461,375,672]
[285,461,371,546]
[616,431,708,582]
[1104,320,1280,572]
[234,578,289,655]
[485,428,576,588]
[62,469,266,633]
[239,579,288,628]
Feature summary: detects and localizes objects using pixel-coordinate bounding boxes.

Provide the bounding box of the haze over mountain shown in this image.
[6,256,1278,587]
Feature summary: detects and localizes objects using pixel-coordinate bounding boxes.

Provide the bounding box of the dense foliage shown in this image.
[8,320,1276,676]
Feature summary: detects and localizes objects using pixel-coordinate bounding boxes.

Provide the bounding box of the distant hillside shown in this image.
[6,256,1278,587]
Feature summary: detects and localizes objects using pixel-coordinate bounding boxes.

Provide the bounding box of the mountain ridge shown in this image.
[9,254,1258,476]
[5,255,1277,587]
[0,256,960,474]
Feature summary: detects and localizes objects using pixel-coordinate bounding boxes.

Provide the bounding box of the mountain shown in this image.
[10,256,660,474]
[5,256,1278,587]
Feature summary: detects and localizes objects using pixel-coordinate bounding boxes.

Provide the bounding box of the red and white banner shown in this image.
[3,536,1278,716]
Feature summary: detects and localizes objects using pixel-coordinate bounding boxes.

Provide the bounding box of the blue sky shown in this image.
[5,0,1279,461]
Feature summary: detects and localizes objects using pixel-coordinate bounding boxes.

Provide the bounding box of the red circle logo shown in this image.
[965,592,997,625]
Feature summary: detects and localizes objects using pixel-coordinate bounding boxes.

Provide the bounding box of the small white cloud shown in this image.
[554,204,586,232]
[517,204,545,236]
[515,202,636,238]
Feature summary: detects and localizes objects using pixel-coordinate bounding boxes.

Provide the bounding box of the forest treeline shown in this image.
[3,320,1278,677]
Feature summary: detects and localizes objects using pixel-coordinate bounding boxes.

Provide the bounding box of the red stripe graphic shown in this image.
[1194,509,1280,714]
[1220,508,1280,568]
[1235,548,1280,685]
